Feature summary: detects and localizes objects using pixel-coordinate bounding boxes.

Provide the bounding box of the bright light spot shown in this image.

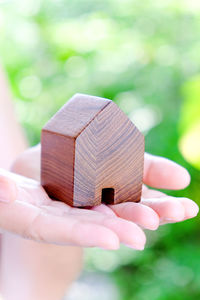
[172,266,194,286]
[155,257,194,287]
[114,91,142,115]
[153,0,174,9]
[68,282,92,300]
[184,0,200,12]
[129,105,162,134]
[67,273,119,300]
[64,56,87,78]
[92,251,119,272]
[96,44,140,74]
[13,22,39,47]
[53,18,112,53]
[19,75,42,99]
[14,0,41,16]
[179,121,200,170]
[85,19,109,41]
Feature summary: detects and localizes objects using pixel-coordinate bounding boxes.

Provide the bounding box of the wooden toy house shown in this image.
[41,94,144,207]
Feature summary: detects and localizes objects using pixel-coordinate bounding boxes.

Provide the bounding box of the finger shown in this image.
[0,168,40,187]
[0,169,50,206]
[11,144,41,181]
[179,198,199,219]
[159,198,199,224]
[0,200,120,250]
[143,153,191,190]
[0,170,138,250]
[31,213,120,250]
[48,203,146,250]
[92,203,116,217]
[92,205,146,249]
[102,216,146,250]
[106,202,159,230]
[141,196,189,223]
[142,187,165,199]
[0,169,145,250]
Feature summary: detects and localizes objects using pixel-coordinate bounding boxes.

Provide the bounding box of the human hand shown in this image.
[95,153,198,227]
[0,146,198,251]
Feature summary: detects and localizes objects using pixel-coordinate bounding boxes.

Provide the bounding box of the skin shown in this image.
[0,146,198,251]
[0,68,83,300]
[0,69,27,168]
[0,67,198,299]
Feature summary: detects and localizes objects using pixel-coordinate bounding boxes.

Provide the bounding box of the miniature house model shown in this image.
[41,94,144,207]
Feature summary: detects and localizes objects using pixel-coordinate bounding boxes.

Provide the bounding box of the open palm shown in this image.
[0,146,198,250]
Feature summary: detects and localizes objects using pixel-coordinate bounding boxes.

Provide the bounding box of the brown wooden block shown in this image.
[41,94,144,207]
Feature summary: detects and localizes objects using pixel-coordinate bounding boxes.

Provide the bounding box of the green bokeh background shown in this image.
[1,0,200,299]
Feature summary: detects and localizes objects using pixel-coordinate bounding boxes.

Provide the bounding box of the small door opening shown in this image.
[101,188,115,205]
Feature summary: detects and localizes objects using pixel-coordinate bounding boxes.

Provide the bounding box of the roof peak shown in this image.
[43,93,112,138]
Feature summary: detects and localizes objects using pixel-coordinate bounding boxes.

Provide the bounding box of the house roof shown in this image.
[43,93,112,138]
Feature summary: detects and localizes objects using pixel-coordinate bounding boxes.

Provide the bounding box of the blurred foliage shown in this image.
[1,0,200,299]
[179,76,200,170]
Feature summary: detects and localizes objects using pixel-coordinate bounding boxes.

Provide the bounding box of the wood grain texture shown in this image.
[41,93,144,207]
[43,94,111,138]
[41,131,75,206]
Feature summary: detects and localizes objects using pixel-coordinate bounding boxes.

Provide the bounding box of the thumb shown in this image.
[0,172,17,203]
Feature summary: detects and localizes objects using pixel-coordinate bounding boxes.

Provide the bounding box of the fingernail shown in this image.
[146,217,159,231]
[187,202,199,218]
